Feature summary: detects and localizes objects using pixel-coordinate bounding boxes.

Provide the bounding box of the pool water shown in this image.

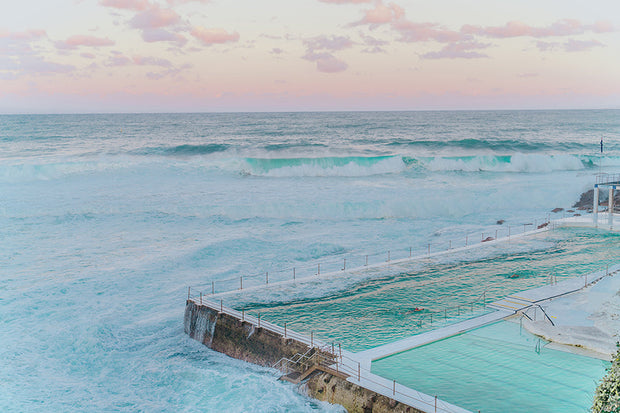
[238,228,620,351]
[371,321,608,413]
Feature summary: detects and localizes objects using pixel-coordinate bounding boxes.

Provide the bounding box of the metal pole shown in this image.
[339,343,342,361]
[211,281,214,294]
[343,258,346,271]
[242,309,245,321]
[466,235,468,246]
[284,322,287,338]
[187,286,190,301]
[449,240,452,249]
[266,272,268,284]
[317,264,320,276]
[435,395,437,412]
[240,276,243,290]
[200,292,202,305]
[365,255,368,266]
[409,247,412,257]
[220,299,223,313]
[387,251,390,262]
[258,313,261,328]
[358,362,361,381]
[393,380,395,395]
[293,267,296,280]
[311,332,313,347]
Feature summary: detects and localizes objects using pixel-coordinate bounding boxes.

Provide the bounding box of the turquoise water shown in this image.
[242,228,620,351]
[3,110,620,411]
[372,321,608,413]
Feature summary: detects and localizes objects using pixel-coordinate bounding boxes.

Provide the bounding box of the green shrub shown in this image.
[593,344,620,413]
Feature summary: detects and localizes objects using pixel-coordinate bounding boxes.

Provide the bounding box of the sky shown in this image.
[1,0,620,113]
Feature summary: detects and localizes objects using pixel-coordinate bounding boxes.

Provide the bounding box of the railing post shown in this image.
[240,276,243,290]
[435,395,437,412]
[466,235,468,246]
[339,343,342,361]
[449,240,452,249]
[200,292,202,305]
[343,258,346,271]
[266,272,269,284]
[393,379,396,395]
[365,255,368,266]
[358,362,361,381]
[317,264,320,276]
[242,309,245,321]
[220,299,223,312]
[311,331,314,347]
[409,247,412,257]
[211,281,214,295]
[187,286,190,301]
[387,251,390,262]
[258,313,261,328]
[284,322,287,338]
[293,267,296,280]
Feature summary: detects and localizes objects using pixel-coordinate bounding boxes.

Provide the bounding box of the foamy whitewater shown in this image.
[1,110,619,412]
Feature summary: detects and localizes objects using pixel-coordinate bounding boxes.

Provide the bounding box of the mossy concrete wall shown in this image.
[305,371,425,413]
[184,300,424,413]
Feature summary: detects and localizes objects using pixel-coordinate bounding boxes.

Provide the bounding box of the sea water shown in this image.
[2,110,620,412]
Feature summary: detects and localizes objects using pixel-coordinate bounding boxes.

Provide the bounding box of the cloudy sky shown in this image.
[1,0,619,113]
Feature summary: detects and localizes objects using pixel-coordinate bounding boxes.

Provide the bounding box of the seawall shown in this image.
[183,299,424,413]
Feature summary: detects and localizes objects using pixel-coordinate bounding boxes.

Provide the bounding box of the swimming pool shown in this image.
[371,321,608,413]
[236,228,620,351]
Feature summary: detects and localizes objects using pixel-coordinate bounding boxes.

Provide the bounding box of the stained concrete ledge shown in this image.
[184,299,426,413]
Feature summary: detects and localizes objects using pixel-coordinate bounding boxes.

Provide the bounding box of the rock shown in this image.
[482,236,494,242]
[567,209,574,213]
[551,208,564,213]
[537,222,548,229]
[496,219,505,225]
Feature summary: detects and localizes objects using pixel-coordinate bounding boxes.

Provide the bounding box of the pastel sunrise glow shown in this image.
[2,0,620,113]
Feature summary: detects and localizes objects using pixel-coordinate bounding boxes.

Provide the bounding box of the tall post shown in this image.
[593,185,599,226]
[610,186,615,228]
[293,267,296,280]
[187,286,190,301]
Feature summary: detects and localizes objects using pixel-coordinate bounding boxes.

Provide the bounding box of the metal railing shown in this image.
[187,297,467,413]
[191,214,557,296]
[596,173,620,186]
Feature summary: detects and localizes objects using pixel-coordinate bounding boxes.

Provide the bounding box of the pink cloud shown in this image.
[0,29,46,40]
[80,52,96,59]
[59,35,115,49]
[141,28,187,46]
[130,5,180,29]
[303,52,348,73]
[191,27,240,45]
[421,41,490,59]
[105,54,132,66]
[564,39,604,52]
[318,0,372,3]
[304,35,353,51]
[132,55,173,67]
[356,2,403,26]
[99,0,150,11]
[463,19,612,39]
[354,1,462,43]
[302,35,353,73]
[167,0,210,4]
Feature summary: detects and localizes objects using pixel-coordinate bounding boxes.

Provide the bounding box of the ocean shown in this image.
[1,110,619,412]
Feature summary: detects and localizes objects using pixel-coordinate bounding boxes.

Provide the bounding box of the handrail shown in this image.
[190,214,556,296]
